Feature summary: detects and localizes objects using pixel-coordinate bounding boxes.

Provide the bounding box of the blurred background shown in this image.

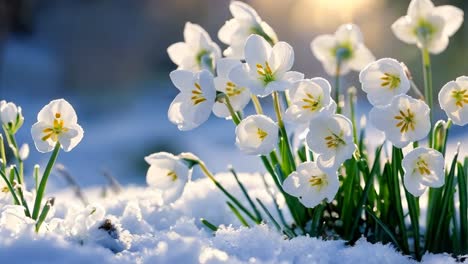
[0,0,467,189]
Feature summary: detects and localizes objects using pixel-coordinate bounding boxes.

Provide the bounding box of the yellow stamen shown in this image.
[309,175,327,191]
[451,89,468,108]
[394,108,416,133]
[191,82,207,105]
[416,158,431,175]
[257,128,268,141]
[324,132,345,149]
[301,93,322,112]
[380,73,401,90]
[41,112,69,142]
[167,171,178,181]
[225,82,245,97]
[256,62,275,84]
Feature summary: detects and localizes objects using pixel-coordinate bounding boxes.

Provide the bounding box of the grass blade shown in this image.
[457,162,467,254]
[227,201,250,227]
[229,167,262,222]
[200,218,218,232]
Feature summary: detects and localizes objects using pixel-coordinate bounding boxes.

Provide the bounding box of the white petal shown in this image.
[270,41,294,76]
[216,58,242,78]
[282,172,303,197]
[167,42,191,66]
[184,22,209,50]
[335,24,363,45]
[244,34,272,70]
[348,45,375,71]
[218,19,238,44]
[230,1,260,24]
[391,16,418,44]
[282,71,304,83]
[427,34,449,54]
[38,99,78,125]
[404,173,427,197]
[169,70,195,93]
[310,35,336,62]
[31,121,55,153]
[145,152,178,165]
[408,0,434,19]
[433,5,464,37]
[59,124,84,152]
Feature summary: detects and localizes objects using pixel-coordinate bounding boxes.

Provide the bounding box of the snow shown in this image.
[0,173,465,263]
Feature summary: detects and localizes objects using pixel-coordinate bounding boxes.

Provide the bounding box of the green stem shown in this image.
[251,95,264,115]
[32,142,60,220]
[335,60,342,114]
[349,88,358,145]
[421,48,433,147]
[0,134,6,174]
[224,96,241,125]
[0,170,21,205]
[272,92,296,173]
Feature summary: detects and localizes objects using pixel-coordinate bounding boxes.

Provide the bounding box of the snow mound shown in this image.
[0,173,464,263]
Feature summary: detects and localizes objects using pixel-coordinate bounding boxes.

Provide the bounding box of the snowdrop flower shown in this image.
[391,0,463,54]
[229,34,304,97]
[282,161,339,208]
[306,114,355,170]
[311,24,375,76]
[167,22,221,71]
[402,147,444,197]
[235,115,278,155]
[369,94,430,148]
[212,59,251,118]
[0,100,24,134]
[31,99,84,153]
[145,152,191,203]
[284,78,336,124]
[438,76,468,126]
[359,58,411,106]
[218,1,278,58]
[168,70,216,131]
[0,205,35,236]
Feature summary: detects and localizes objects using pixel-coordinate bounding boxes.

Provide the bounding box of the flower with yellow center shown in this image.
[391,0,463,54]
[229,34,303,97]
[145,152,192,203]
[438,76,468,126]
[306,114,355,170]
[235,114,278,155]
[369,94,430,148]
[402,147,444,197]
[212,59,251,118]
[359,58,410,106]
[311,24,375,76]
[285,78,336,124]
[282,161,339,208]
[31,99,83,153]
[168,70,216,131]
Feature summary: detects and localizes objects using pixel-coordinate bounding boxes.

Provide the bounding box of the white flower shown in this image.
[0,205,35,236]
[359,58,411,106]
[0,101,24,134]
[402,147,444,197]
[212,59,251,118]
[167,22,221,71]
[284,78,336,124]
[438,76,468,126]
[145,152,191,203]
[235,114,278,155]
[369,94,430,148]
[218,1,278,59]
[229,34,304,97]
[306,114,355,170]
[282,161,339,208]
[391,0,463,54]
[31,99,84,153]
[168,69,216,131]
[311,24,375,76]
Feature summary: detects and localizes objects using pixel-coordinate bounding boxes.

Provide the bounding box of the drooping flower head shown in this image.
[285,78,335,124]
[168,70,216,131]
[311,24,375,76]
[145,152,191,203]
[282,161,339,208]
[359,58,411,106]
[438,76,468,126]
[31,99,84,153]
[235,114,278,155]
[229,34,303,97]
[212,59,251,118]
[391,0,464,54]
[218,1,278,59]
[0,101,24,134]
[402,147,444,197]
[306,114,355,170]
[167,22,221,71]
[369,94,430,148]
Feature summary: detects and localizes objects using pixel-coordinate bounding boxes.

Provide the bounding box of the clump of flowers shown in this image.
[0,99,83,232]
[154,0,467,260]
